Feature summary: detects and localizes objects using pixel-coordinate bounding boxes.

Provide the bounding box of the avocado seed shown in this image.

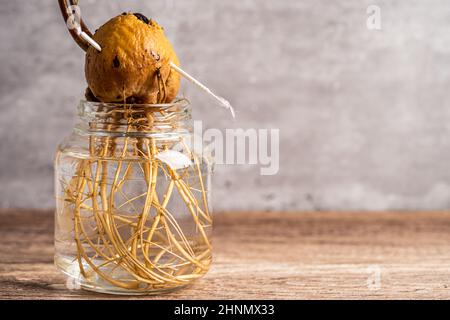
[85,13,180,104]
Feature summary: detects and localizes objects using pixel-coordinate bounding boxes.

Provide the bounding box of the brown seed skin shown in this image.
[85,13,180,104]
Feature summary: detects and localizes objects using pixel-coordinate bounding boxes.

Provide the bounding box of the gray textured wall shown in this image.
[2,0,450,211]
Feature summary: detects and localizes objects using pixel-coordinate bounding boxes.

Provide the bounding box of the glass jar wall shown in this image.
[54,99,213,295]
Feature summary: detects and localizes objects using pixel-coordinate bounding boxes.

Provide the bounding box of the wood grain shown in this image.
[1,209,450,300]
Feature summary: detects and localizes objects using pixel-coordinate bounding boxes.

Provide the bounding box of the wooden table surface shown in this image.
[1,209,450,300]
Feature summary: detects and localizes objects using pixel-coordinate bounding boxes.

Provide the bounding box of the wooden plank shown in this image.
[1,209,450,300]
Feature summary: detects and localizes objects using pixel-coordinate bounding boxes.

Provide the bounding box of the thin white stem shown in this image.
[76,27,102,52]
[170,62,235,118]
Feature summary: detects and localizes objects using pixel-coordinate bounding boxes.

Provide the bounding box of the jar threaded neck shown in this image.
[76,99,192,138]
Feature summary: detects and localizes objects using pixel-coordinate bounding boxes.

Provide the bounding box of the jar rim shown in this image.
[79,98,190,110]
[76,98,192,138]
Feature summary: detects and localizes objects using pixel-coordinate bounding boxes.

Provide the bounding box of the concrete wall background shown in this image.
[2,0,450,211]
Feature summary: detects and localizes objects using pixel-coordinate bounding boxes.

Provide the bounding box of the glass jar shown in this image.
[54,99,213,295]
